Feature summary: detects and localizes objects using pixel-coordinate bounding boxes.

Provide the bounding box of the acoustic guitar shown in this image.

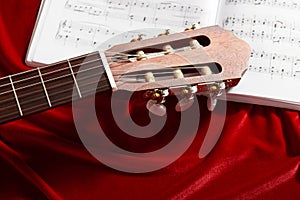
[0,25,251,125]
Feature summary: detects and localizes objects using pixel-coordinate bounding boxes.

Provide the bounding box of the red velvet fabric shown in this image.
[1,1,300,199]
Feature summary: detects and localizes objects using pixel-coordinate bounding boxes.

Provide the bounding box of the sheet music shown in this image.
[216,0,300,104]
[27,0,219,65]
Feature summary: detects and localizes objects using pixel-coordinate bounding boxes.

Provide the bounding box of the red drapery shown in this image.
[0,1,300,199]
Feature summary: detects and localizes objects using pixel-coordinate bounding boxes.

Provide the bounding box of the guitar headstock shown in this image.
[105,25,251,115]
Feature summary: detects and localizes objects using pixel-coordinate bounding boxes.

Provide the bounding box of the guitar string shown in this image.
[0,65,111,120]
[0,78,111,118]
[0,60,108,96]
[0,59,210,109]
[0,53,210,98]
[0,65,210,119]
[0,47,210,115]
[0,43,201,92]
[0,52,133,86]
[0,70,108,105]
[0,60,213,119]
[0,81,111,121]
[0,45,195,87]
[0,72,109,114]
[0,62,210,107]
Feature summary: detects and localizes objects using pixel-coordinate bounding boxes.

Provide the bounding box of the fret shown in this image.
[0,77,20,123]
[41,62,79,107]
[68,52,111,97]
[67,59,82,98]
[9,75,23,116]
[0,51,112,124]
[37,67,52,107]
[11,69,50,116]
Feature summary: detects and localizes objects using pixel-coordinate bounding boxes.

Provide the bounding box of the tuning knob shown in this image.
[175,86,198,112]
[144,89,169,116]
[203,82,226,111]
[206,94,218,111]
[146,100,167,116]
[175,95,195,112]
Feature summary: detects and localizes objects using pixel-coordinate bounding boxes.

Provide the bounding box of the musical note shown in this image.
[64,0,205,28]
[225,0,300,10]
[223,16,300,46]
[55,20,118,47]
[248,50,300,78]
[54,19,169,49]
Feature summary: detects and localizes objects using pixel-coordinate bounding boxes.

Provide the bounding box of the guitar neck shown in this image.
[0,52,112,124]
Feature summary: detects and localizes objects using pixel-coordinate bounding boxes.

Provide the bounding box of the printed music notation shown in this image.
[54,19,164,48]
[222,16,300,46]
[55,20,116,47]
[249,50,300,78]
[221,13,300,79]
[64,0,204,27]
[53,0,212,49]
[225,0,300,10]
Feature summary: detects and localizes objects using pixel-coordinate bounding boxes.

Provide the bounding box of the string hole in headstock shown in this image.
[125,35,211,58]
[119,62,222,84]
[192,35,211,47]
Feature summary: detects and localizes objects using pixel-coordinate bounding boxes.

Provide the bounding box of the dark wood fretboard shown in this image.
[0,52,112,124]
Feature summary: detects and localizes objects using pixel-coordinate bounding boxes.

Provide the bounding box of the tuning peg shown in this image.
[157,29,170,37]
[146,99,167,116]
[136,50,147,61]
[203,82,226,111]
[144,89,169,116]
[206,93,218,111]
[163,45,174,54]
[175,86,198,112]
[175,94,195,112]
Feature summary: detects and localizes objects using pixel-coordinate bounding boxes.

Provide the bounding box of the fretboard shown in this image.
[0,52,112,124]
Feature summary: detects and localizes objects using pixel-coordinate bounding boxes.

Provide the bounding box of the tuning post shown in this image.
[190,39,202,49]
[200,66,213,75]
[136,50,147,61]
[163,44,174,55]
[173,68,184,79]
[144,72,155,82]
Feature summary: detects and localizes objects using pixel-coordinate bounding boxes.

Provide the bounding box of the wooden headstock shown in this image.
[105,25,251,93]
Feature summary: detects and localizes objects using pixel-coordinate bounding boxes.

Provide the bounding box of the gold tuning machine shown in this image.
[144,89,169,116]
[130,34,146,42]
[175,85,198,112]
[184,23,198,31]
[157,29,170,37]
